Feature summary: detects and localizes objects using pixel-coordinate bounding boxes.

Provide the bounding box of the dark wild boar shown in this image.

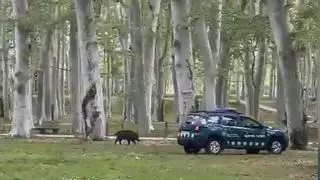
[114,130,140,145]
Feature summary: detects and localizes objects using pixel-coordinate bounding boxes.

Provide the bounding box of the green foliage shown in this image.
[290,3,320,49]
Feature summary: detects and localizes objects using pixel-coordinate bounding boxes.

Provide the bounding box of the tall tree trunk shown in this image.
[9,0,34,137]
[118,3,131,122]
[130,0,149,135]
[244,48,254,115]
[143,0,161,131]
[217,35,231,107]
[193,0,217,110]
[154,14,170,122]
[74,0,106,140]
[171,0,195,122]
[267,0,307,149]
[276,59,286,124]
[252,37,266,119]
[55,31,62,120]
[50,45,58,121]
[1,24,9,121]
[269,54,276,99]
[60,35,65,117]
[70,4,83,135]
[37,30,53,124]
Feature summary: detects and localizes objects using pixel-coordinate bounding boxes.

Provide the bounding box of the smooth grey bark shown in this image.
[276,58,286,123]
[171,0,195,122]
[269,53,276,99]
[55,30,62,119]
[154,13,170,122]
[69,5,83,135]
[130,0,149,135]
[118,3,131,122]
[252,37,266,119]
[50,46,58,121]
[316,49,320,122]
[267,0,307,149]
[216,35,231,107]
[9,0,34,137]
[143,0,161,130]
[60,34,65,117]
[244,47,254,115]
[235,59,241,103]
[193,0,217,110]
[74,0,106,140]
[37,30,53,125]
[1,24,9,121]
[106,55,112,118]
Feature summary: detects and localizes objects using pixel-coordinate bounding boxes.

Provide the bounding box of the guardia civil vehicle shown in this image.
[177,111,288,155]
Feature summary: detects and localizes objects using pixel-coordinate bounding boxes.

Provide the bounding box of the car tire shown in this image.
[205,138,223,155]
[246,149,260,154]
[267,138,284,154]
[183,146,201,154]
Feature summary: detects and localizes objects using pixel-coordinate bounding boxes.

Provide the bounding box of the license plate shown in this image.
[180,131,190,137]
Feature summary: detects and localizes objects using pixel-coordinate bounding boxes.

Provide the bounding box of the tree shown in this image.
[143,0,161,130]
[192,0,218,110]
[129,0,150,135]
[69,2,83,135]
[74,0,106,140]
[267,0,307,149]
[9,0,34,137]
[171,0,195,122]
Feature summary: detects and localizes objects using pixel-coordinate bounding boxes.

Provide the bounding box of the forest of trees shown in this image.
[0,0,319,150]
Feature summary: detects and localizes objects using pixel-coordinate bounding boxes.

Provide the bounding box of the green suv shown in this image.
[177,112,288,155]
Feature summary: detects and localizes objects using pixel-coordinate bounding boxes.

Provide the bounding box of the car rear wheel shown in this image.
[267,139,284,154]
[183,146,201,154]
[246,149,260,154]
[205,139,223,155]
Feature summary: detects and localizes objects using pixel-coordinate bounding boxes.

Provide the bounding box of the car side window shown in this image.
[241,117,261,128]
[220,116,237,126]
[207,116,219,125]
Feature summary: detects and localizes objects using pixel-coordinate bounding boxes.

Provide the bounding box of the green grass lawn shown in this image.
[0,139,317,180]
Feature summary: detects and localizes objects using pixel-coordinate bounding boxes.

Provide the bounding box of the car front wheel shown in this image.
[205,139,223,155]
[267,139,284,154]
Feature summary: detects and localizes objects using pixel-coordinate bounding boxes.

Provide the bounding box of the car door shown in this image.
[240,116,267,149]
[220,115,244,148]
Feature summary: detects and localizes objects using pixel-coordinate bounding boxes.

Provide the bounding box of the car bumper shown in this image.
[283,135,289,150]
[177,137,206,148]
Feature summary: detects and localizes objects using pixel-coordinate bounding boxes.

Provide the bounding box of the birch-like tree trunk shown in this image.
[130,0,149,135]
[118,4,131,122]
[316,49,320,123]
[74,0,106,140]
[269,54,276,99]
[171,0,195,122]
[143,0,161,130]
[1,24,9,121]
[37,30,53,125]
[60,34,65,117]
[244,47,254,115]
[216,35,231,107]
[9,0,34,137]
[252,37,266,119]
[70,4,83,135]
[193,0,217,110]
[267,0,307,149]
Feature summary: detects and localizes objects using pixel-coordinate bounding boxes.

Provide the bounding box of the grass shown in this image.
[0,139,317,180]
